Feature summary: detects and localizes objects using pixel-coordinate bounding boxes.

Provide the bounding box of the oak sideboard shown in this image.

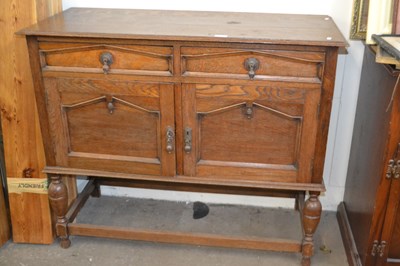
[20,8,346,265]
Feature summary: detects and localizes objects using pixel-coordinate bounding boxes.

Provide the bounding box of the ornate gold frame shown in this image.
[350,0,370,39]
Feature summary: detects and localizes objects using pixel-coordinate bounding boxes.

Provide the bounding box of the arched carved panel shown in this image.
[62,96,160,159]
[197,101,302,165]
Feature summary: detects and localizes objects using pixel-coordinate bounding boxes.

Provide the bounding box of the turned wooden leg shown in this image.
[301,192,322,266]
[48,175,70,248]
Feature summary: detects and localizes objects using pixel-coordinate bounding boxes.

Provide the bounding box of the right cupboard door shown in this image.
[182,83,321,183]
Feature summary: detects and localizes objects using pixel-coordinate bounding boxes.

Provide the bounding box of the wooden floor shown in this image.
[0,197,348,266]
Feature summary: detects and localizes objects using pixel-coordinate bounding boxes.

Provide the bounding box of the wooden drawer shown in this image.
[181,47,325,81]
[39,42,173,76]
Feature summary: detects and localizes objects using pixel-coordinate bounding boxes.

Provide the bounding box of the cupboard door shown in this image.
[182,83,320,183]
[44,78,175,176]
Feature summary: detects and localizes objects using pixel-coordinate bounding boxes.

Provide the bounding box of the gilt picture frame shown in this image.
[350,0,370,39]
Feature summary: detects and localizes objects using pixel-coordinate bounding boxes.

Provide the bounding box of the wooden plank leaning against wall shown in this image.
[0,0,76,244]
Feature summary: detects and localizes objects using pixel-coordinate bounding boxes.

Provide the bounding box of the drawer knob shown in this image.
[100,52,113,74]
[245,102,254,119]
[244,57,260,79]
[106,96,115,114]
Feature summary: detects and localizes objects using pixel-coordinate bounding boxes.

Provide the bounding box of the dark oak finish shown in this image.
[20,8,346,265]
[337,203,362,266]
[338,45,400,266]
[21,8,346,46]
[0,169,9,247]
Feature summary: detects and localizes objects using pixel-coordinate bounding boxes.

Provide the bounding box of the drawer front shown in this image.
[181,47,325,81]
[39,42,173,76]
[182,83,320,183]
[44,77,175,176]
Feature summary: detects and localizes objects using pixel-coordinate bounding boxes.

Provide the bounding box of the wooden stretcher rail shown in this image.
[68,223,302,253]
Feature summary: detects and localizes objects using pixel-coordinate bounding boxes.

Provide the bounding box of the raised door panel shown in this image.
[182,83,320,183]
[44,78,175,176]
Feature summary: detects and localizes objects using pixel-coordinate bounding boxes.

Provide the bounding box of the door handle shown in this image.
[184,127,192,153]
[166,126,175,153]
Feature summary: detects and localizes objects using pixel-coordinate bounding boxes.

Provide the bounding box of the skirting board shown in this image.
[337,202,363,266]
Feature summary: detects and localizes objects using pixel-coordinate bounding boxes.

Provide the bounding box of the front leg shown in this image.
[301,192,321,266]
[48,175,70,248]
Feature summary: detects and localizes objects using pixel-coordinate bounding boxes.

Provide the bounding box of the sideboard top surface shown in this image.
[20,8,347,47]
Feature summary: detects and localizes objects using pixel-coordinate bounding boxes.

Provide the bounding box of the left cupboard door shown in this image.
[44,78,176,177]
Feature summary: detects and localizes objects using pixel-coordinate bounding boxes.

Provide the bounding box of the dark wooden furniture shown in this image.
[337,45,400,266]
[20,8,346,265]
[0,125,10,247]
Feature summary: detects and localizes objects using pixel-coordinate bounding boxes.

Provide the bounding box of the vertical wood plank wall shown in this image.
[0,0,61,244]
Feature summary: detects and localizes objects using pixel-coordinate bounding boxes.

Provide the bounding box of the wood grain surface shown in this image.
[19,8,347,47]
[0,0,63,244]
